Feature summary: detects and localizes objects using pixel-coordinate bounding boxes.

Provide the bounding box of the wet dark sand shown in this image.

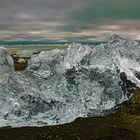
[0,90,139,140]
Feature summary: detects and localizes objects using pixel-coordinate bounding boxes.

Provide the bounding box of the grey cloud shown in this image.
[0,0,91,22]
[0,0,140,41]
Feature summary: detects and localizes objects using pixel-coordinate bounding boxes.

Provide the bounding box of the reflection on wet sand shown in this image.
[0,90,139,140]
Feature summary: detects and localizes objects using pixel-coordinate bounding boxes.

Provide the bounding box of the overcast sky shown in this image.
[0,0,140,41]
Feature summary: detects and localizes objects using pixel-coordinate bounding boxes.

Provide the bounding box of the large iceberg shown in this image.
[0,35,140,127]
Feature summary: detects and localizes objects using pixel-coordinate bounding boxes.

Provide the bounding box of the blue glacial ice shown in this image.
[0,34,140,127]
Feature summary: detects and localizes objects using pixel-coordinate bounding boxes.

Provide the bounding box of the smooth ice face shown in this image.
[0,35,140,127]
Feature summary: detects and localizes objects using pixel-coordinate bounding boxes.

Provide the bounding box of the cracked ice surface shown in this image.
[0,35,140,127]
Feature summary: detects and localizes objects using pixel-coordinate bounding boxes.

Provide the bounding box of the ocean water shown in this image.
[0,41,105,45]
[0,41,106,58]
[0,41,105,50]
